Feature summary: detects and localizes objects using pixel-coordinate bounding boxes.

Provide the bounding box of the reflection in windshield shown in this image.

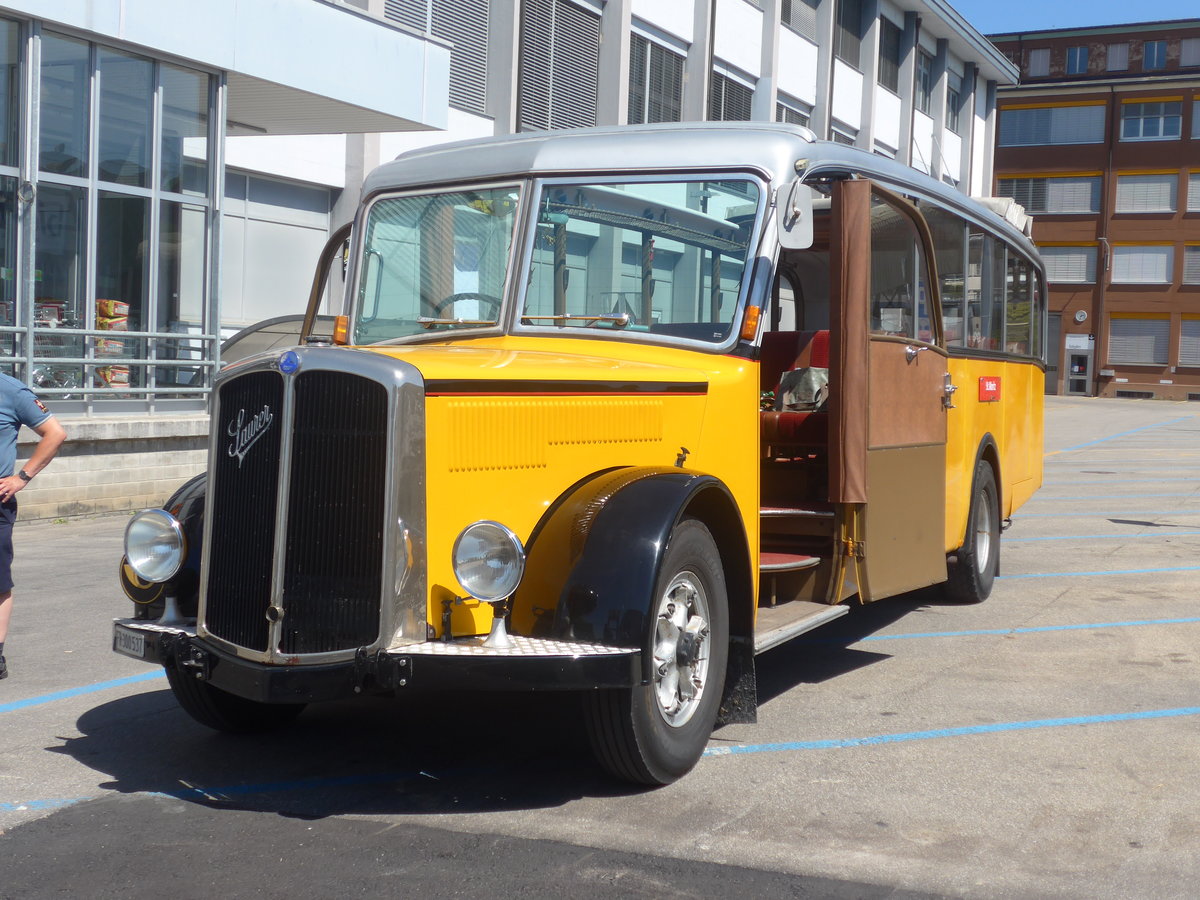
[354,187,519,344]
[523,179,760,343]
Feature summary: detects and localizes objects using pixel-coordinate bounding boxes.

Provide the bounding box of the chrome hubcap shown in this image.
[975,488,995,575]
[652,571,711,727]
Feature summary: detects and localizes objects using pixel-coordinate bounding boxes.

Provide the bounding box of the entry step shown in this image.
[754,600,850,654]
[760,505,834,519]
[760,551,821,573]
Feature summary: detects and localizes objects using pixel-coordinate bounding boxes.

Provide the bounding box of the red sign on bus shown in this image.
[979,376,1001,402]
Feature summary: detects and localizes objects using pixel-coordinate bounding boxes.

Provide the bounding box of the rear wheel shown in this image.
[166,664,306,733]
[944,459,999,604]
[584,518,728,785]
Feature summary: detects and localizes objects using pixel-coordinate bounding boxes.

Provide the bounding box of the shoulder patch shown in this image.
[34,397,48,413]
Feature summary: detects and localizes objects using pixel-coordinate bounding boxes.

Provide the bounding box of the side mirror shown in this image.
[776,179,814,251]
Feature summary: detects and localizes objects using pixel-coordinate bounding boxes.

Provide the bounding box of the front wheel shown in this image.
[166,663,306,733]
[584,518,729,785]
[944,459,999,604]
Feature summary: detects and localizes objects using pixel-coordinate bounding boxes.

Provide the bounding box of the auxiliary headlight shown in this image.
[452,521,525,603]
[124,508,186,583]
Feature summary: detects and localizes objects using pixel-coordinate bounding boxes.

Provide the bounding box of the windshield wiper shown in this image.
[522,313,631,327]
[416,316,498,328]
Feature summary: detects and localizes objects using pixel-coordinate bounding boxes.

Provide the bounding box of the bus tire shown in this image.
[584,518,728,785]
[944,459,999,604]
[166,664,306,733]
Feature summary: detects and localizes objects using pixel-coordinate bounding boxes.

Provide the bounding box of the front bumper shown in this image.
[113,619,641,704]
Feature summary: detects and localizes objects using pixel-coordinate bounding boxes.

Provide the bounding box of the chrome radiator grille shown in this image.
[205,367,389,656]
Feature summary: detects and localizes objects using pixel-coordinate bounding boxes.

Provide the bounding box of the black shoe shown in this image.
[0,655,7,679]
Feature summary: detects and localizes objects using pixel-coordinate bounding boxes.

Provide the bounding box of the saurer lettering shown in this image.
[226,405,274,467]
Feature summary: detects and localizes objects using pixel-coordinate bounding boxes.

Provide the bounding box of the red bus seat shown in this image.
[760,329,830,452]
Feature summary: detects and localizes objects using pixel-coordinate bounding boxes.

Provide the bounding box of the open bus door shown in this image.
[830,179,948,601]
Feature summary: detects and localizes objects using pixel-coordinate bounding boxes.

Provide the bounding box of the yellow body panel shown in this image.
[362,336,761,636]
[944,357,1045,551]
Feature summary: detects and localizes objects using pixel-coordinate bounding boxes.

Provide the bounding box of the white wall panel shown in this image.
[970,79,989,195]
[225,135,347,187]
[831,60,863,130]
[873,86,902,151]
[632,0,695,43]
[714,0,764,78]
[911,111,934,174]
[941,130,962,180]
[777,29,819,107]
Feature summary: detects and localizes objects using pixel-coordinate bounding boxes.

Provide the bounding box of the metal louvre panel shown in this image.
[206,371,285,652]
[280,372,389,654]
[433,0,489,113]
[518,0,599,132]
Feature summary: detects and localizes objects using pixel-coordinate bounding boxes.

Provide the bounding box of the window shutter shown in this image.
[1107,43,1129,70]
[628,34,648,124]
[1180,318,1200,366]
[1108,318,1169,365]
[1028,48,1049,76]
[1184,247,1200,285]
[999,106,1104,146]
[384,0,428,31]
[1111,246,1173,283]
[432,0,489,113]
[518,0,599,132]
[1183,38,1200,67]
[782,0,820,42]
[1041,246,1096,283]
[647,42,684,123]
[1046,177,1100,213]
[1115,174,1177,212]
[710,71,753,122]
[1188,173,1200,212]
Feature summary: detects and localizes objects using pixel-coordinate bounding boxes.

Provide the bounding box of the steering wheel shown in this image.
[431,292,503,318]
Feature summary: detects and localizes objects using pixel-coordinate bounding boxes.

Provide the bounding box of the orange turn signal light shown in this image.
[333,315,349,345]
[740,305,761,342]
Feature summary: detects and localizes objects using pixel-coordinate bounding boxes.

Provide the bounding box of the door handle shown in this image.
[905,345,928,363]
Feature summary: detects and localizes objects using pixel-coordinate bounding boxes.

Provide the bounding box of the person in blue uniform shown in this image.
[0,373,66,680]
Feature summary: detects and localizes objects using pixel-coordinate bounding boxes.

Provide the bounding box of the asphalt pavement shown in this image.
[2,395,1200,899]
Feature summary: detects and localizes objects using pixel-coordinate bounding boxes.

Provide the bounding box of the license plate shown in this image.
[114,626,147,659]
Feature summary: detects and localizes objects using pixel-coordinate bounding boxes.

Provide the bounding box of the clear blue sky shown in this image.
[950,0,1200,37]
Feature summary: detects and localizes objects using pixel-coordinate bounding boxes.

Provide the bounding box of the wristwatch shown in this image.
[17,469,32,483]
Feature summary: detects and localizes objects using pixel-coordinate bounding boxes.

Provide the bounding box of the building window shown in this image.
[1107,43,1129,71]
[831,124,857,145]
[997,176,1101,214]
[1143,40,1166,71]
[1112,245,1174,284]
[878,17,902,93]
[1120,100,1181,141]
[709,70,753,122]
[1115,173,1178,213]
[781,0,821,42]
[916,50,934,115]
[1193,101,1200,139]
[518,0,600,132]
[384,0,489,113]
[1108,316,1169,365]
[1181,317,1200,366]
[1189,172,1200,212]
[628,34,684,125]
[776,97,811,127]
[1027,48,1050,77]
[1066,46,1088,75]
[1041,246,1097,283]
[1183,38,1200,67]
[998,104,1105,146]
[1183,246,1200,284]
[946,70,963,133]
[834,0,863,69]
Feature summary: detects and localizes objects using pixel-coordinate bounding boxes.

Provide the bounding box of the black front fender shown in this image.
[512,467,749,683]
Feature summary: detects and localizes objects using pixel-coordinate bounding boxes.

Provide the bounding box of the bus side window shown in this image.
[921,201,967,348]
[1005,252,1032,355]
[773,270,799,331]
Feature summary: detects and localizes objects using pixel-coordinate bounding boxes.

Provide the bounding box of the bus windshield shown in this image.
[520,178,760,343]
[354,185,521,344]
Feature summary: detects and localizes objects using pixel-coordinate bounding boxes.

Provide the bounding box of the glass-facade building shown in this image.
[1,20,217,412]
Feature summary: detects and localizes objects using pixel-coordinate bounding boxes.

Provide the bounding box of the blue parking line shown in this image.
[1006,532,1200,543]
[1048,417,1194,454]
[1027,493,1198,501]
[1044,478,1200,485]
[853,617,1200,642]
[998,565,1200,579]
[0,670,165,715]
[1019,511,1192,519]
[704,706,1200,757]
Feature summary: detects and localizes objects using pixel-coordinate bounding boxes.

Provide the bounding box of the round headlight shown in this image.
[452,521,525,602]
[124,509,186,583]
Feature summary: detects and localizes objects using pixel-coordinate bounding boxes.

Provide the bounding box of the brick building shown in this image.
[990,20,1200,399]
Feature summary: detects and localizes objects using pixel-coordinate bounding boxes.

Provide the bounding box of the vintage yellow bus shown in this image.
[114,123,1045,785]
